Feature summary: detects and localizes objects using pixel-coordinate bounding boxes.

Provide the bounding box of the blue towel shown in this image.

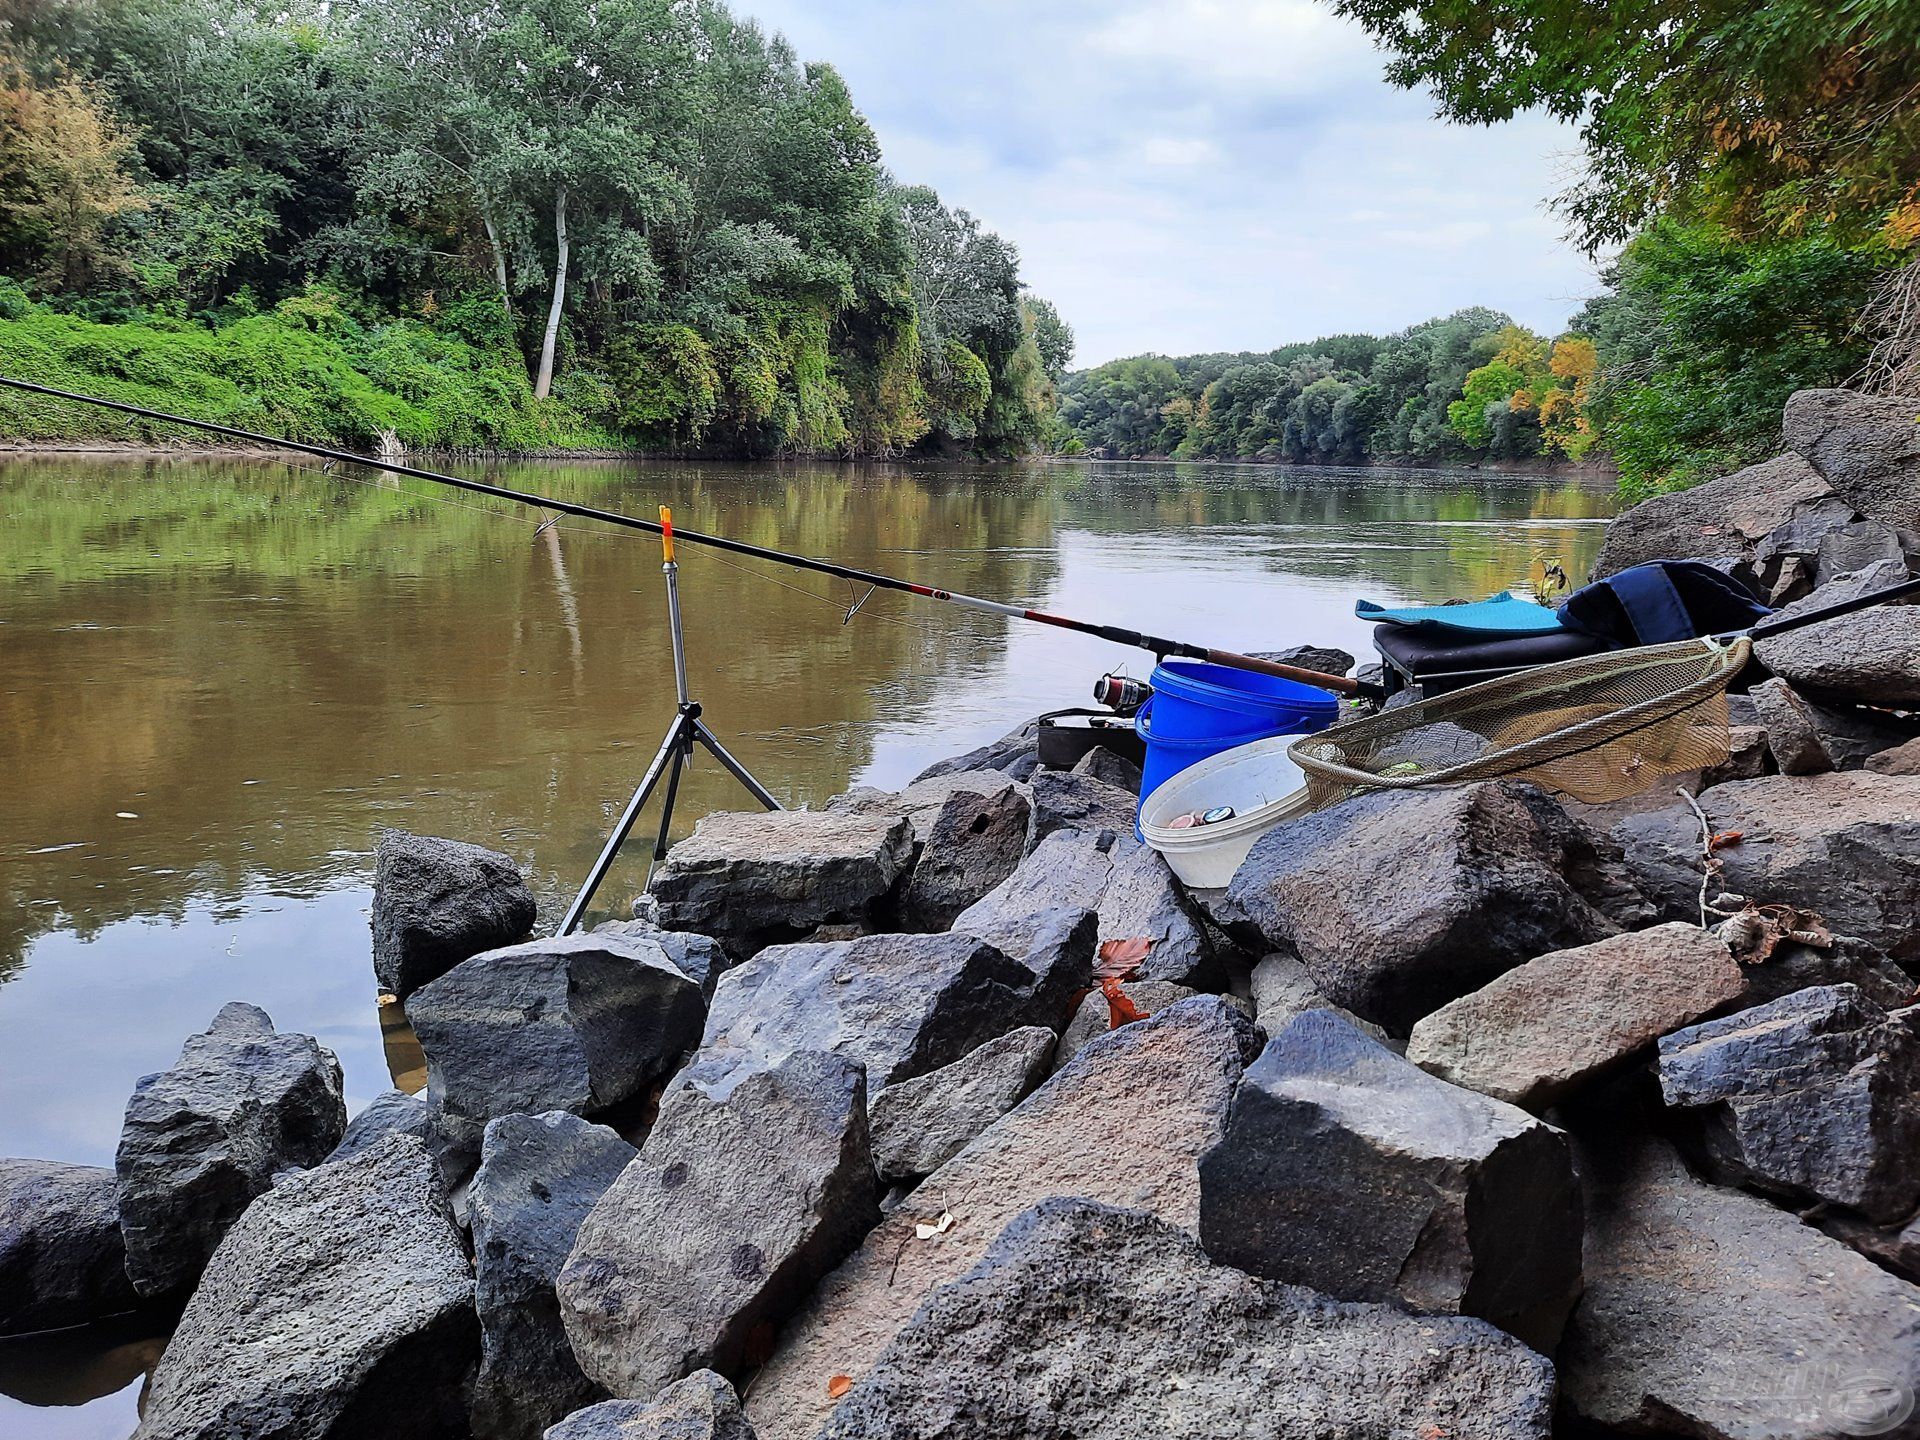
[1356,591,1566,636]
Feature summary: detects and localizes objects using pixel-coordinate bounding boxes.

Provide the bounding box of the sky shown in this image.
[738,0,1605,369]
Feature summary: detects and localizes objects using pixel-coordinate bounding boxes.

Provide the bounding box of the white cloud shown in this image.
[738,0,1603,366]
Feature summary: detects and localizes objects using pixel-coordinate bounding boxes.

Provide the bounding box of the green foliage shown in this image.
[1577,222,1881,497]
[1329,0,1920,255]
[0,0,1067,456]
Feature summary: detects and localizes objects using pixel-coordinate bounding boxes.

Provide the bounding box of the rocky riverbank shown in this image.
[4,385,1920,1438]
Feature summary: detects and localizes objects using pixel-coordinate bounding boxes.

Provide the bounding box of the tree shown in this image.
[1330,0,1920,253]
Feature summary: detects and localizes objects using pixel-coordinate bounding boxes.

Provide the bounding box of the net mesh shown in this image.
[1288,637,1753,810]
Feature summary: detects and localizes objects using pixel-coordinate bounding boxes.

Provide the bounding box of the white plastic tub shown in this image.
[1139,733,1314,889]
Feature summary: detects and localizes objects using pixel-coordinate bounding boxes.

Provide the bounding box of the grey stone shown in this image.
[0,1159,139,1335]
[898,785,1029,932]
[1817,518,1916,587]
[1198,1011,1582,1353]
[1562,1130,1920,1440]
[911,718,1042,785]
[1739,933,1918,1012]
[1754,561,1920,706]
[372,829,535,1000]
[1703,722,1774,787]
[1813,1206,1920,1285]
[1752,494,1869,602]
[1220,780,1651,1033]
[1051,981,1198,1074]
[1872,736,1920,775]
[546,1372,755,1440]
[1754,678,1920,775]
[1253,643,1356,679]
[595,920,728,998]
[678,930,1055,1100]
[867,1027,1055,1183]
[115,1002,347,1297]
[1406,922,1746,1111]
[1615,772,1920,963]
[133,1134,477,1440]
[817,1199,1555,1440]
[325,1087,434,1167]
[557,1052,877,1400]
[1247,952,1391,1044]
[1782,387,1920,531]
[1594,453,1831,579]
[951,828,1118,957]
[471,1112,636,1440]
[1659,984,1920,1223]
[1068,743,1143,792]
[408,932,704,1162]
[648,811,913,958]
[827,771,1030,848]
[1022,770,1138,853]
[744,996,1262,1440]
[1094,841,1218,987]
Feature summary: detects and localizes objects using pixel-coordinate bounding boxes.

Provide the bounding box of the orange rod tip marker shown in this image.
[659,505,675,563]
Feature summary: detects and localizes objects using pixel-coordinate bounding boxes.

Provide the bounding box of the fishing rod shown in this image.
[0,377,1379,697]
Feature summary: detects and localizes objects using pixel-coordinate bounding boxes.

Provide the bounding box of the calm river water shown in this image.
[0,452,1613,1436]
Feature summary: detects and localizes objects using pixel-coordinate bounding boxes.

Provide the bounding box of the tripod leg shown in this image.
[558,714,694,936]
[692,718,782,811]
[649,739,688,862]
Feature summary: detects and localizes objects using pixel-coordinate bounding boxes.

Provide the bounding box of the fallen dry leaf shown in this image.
[1095,936,1152,981]
[1708,830,1744,852]
[914,1211,955,1240]
[1102,975,1148,1029]
[827,1375,852,1400]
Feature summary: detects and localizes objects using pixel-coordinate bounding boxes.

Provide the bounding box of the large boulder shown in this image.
[407,932,704,1160]
[1658,984,1920,1223]
[744,997,1262,1440]
[1614,772,1920,963]
[1094,841,1219,987]
[1781,387,1920,531]
[1562,1130,1920,1439]
[372,829,535,1000]
[1219,781,1650,1033]
[323,1087,435,1167]
[827,771,1028,848]
[558,1051,876,1400]
[595,920,729,998]
[647,811,913,957]
[898,784,1030,932]
[820,1201,1554,1440]
[678,930,1051,1099]
[546,1372,755,1440]
[0,1158,140,1335]
[951,827,1117,956]
[1247,952,1390,1044]
[469,1112,636,1440]
[133,1134,477,1440]
[867,1026,1055,1183]
[1592,453,1831,580]
[1739,932,1918,1012]
[910,718,1041,784]
[1406,922,1746,1111]
[115,1001,347,1298]
[1198,1011,1582,1353]
[1022,770,1138,852]
[1753,576,1920,707]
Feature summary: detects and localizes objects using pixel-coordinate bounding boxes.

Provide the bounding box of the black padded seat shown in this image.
[1373,624,1615,698]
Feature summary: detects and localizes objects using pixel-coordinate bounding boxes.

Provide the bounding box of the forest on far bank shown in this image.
[0,0,1072,458]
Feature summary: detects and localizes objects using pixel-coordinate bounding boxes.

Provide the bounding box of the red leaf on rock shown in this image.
[1101,975,1148,1029]
[827,1375,853,1400]
[1708,830,1744,852]
[1096,936,1152,981]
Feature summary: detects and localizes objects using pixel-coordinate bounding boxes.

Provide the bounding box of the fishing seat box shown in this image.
[1037,708,1147,770]
[1372,625,1613,698]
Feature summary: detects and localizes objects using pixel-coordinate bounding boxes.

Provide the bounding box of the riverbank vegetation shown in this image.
[0,0,1072,457]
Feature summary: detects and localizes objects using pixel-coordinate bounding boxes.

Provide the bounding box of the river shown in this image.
[0,452,1613,1437]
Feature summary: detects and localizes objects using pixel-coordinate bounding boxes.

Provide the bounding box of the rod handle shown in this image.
[1203,646,1372,698]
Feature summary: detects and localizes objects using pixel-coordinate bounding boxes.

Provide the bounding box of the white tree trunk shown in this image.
[533,187,569,400]
[481,209,511,318]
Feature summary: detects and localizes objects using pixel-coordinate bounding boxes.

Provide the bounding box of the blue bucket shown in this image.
[1146,660,1340,741]
[1136,677,1339,814]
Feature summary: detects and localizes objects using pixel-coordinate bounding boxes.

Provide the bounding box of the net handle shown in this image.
[1290,638,1751,793]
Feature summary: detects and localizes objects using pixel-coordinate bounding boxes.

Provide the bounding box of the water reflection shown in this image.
[0,452,1610,1437]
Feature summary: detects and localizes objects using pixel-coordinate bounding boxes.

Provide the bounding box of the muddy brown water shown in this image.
[0,453,1612,1436]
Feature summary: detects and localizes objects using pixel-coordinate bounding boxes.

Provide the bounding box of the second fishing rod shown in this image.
[0,378,1380,699]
